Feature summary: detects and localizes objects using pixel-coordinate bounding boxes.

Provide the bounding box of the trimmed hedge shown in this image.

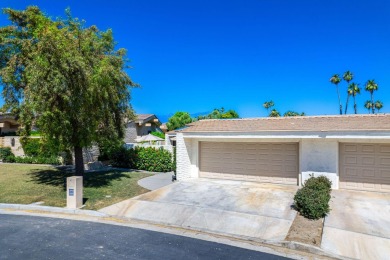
[0,147,14,160]
[110,146,174,172]
[294,176,332,220]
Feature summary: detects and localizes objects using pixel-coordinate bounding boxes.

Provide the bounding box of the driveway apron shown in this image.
[99,178,297,241]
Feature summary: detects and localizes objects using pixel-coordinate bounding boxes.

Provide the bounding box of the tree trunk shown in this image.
[336,84,342,115]
[74,146,84,176]
[371,93,375,114]
[345,95,350,114]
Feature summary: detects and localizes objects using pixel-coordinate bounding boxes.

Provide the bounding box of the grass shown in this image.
[0,164,152,210]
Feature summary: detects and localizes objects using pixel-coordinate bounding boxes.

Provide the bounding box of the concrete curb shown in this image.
[0,203,107,217]
[0,203,345,259]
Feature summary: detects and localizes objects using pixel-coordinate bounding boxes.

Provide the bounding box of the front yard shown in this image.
[0,164,151,210]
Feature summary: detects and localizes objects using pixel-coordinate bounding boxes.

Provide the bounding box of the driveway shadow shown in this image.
[28,167,131,190]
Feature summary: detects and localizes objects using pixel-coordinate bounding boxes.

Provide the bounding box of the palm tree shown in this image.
[343,71,353,114]
[375,100,383,113]
[350,83,360,114]
[330,74,342,115]
[345,86,353,114]
[269,109,281,117]
[263,100,274,114]
[364,100,373,114]
[365,80,378,114]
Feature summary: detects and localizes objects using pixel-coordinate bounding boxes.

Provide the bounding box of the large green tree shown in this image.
[166,112,193,131]
[0,7,137,176]
[197,107,239,120]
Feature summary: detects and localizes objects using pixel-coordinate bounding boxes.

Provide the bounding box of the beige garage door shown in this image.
[199,142,298,185]
[340,143,390,193]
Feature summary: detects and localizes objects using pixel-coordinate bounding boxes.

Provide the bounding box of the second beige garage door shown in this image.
[199,142,298,185]
[340,143,390,193]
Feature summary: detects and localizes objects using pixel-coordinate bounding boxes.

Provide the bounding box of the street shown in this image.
[0,214,292,260]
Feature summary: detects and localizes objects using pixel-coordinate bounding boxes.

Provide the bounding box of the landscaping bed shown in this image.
[0,164,151,210]
[285,214,324,246]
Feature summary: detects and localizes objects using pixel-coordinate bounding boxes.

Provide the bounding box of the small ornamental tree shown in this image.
[0,7,137,176]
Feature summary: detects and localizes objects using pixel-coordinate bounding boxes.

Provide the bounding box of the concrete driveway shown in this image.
[321,190,390,260]
[99,179,297,241]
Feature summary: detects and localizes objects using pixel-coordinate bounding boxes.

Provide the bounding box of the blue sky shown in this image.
[1,0,389,122]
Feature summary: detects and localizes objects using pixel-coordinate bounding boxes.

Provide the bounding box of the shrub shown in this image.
[14,156,60,165]
[20,138,41,157]
[150,131,165,139]
[110,146,137,168]
[135,147,173,172]
[4,155,16,163]
[294,176,332,220]
[0,147,14,160]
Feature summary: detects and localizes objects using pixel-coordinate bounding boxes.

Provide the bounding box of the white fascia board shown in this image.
[182,131,390,140]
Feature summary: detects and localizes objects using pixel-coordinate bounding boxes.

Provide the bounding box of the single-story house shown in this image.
[176,114,390,193]
[124,114,163,143]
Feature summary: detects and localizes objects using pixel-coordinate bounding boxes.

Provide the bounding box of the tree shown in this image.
[0,7,137,176]
[330,74,342,115]
[349,83,360,114]
[198,107,239,120]
[343,71,353,114]
[269,109,281,117]
[262,100,275,114]
[375,100,383,113]
[166,112,193,131]
[345,86,353,115]
[283,111,305,117]
[364,101,373,113]
[365,80,378,114]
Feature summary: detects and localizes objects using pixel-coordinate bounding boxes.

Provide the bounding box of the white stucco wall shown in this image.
[2,136,24,156]
[299,139,339,188]
[176,133,192,180]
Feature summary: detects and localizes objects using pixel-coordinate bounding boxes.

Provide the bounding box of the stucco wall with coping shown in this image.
[2,136,24,156]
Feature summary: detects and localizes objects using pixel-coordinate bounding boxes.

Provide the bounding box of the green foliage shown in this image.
[283,111,305,117]
[0,147,14,160]
[150,131,165,139]
[20,138,59,157]
[197,108,240,120]
[294,176,332,220]
[0,6,137,175]
[262,100,275,112]
[13,156,60,165]
[135,147,174,172]
[166,112,193,131]
[110,146,174,172]
[269,109,281,117]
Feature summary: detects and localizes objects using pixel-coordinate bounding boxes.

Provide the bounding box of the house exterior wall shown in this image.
[1,121,19,134]
[124,122,163,143]
[176,133,390,189]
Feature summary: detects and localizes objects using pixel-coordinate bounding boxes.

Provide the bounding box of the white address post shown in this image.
[67,176,83,209]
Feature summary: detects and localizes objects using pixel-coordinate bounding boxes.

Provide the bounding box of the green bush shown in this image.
[108,146,174,172]
[294,176,332,220]
[0,147,14,160]
[14,156,60,165]
[20,138,41,157]
[135,147,173,172]
[4,155,16,163]
[150,131,165,139]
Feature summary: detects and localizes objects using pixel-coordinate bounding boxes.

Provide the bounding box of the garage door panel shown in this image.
[340,143,390,193]
[199,142,298,184]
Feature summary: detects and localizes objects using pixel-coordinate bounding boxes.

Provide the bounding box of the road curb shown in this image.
[0,203,107,217]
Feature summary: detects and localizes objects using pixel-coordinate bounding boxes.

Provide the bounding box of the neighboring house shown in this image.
[176,114,390,193]
[0,113,24,156]
[124,114,163,143]
[0,113,20,136]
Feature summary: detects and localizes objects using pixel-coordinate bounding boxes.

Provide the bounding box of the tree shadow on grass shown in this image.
[28,166,131,190]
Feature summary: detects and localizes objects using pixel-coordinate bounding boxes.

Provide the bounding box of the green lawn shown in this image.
[0,164,151,210]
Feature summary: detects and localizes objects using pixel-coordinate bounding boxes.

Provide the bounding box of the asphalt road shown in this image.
[0,214,293,260]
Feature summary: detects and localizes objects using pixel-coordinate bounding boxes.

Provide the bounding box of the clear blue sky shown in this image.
[1,0,389,122]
